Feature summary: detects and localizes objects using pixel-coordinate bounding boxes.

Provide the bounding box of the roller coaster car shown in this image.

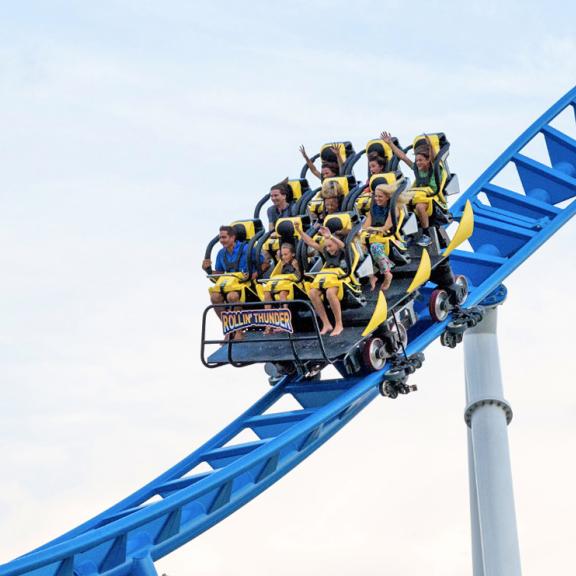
[202,194,474,378]
[204,218,265,303]
[201,146,475,380]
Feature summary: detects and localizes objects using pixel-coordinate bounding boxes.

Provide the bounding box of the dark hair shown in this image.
[367,153,385,168]
[321,161,339,175]
[219,225,236,237]
[270,177,291,197]
[414,144,431,159]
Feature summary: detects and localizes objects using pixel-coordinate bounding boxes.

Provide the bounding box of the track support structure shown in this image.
[463,305,522,576]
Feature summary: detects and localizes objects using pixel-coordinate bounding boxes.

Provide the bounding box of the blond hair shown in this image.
[374,178,414,207]
[321,179,343,199]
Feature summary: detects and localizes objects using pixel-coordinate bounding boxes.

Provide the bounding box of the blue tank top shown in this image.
[370,203,390,227]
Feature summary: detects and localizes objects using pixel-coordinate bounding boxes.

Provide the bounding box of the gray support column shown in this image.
[464,306,522,576]
[467,430,485,576]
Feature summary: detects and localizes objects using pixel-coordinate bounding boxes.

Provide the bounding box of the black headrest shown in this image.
[276,219,295,239]
[325,219,343,234]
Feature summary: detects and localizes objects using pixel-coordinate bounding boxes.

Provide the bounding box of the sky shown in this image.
[0,1,575,574]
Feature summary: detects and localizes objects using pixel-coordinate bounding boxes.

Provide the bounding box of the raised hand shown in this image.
[380,131,393,144]
[299,145,309,159]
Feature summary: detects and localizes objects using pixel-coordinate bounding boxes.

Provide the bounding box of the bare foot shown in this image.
[320,324,333,335]
[381,271,393,291]
[369,275,378,292]
[331,325,344,337]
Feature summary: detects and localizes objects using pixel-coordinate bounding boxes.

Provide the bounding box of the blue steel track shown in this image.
[1,86,575,576]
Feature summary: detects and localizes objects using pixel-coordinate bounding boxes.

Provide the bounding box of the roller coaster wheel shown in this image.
[379,381,398,399]
[441,331,457,348]
[455,275,469,304]
[362,337,387,371]
[429,289,450,322]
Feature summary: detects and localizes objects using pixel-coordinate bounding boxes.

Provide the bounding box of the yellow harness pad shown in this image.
[260,273,301,301]
[307,267,346,300]
[355,194,371,215]
[209,272,249,295]
[411,186,447,215]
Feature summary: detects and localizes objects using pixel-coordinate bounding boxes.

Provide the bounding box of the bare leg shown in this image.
[416,203,430,229]
[308,287,333,334]
[210,291,225,319]
[381,270,393,291]
[369,274,378,291]
[325,287,343,337]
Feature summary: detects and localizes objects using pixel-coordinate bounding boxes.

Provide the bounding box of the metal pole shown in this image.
[464,305,522,576]
[467,430,485,576]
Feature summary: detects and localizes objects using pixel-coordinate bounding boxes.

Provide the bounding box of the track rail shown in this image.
[1,86,575,576]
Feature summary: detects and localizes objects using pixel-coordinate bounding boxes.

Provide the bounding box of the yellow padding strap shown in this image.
[274,216,303,238]
[230,220,256,240]
[366,139,393,161]
[323,176,352,195]
[362,291,388,337]
[369,172,398,194]
[442,200,474,258]
[413,134,441,158]
[320,142,347,164]
[288,180,303,201]
[324,212,352,232]
[407,248,431,294]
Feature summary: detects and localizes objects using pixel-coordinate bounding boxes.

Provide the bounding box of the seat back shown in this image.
[365,139,396,171]
[231,219,264,242]
[320,141,355,165]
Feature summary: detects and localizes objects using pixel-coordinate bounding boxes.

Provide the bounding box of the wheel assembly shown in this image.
[454,275,469,304]
[379,381,398,398]
[429,289,450,322]
[362,337,387,371]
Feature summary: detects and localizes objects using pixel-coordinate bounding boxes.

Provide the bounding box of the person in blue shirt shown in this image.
[202,225,253,308]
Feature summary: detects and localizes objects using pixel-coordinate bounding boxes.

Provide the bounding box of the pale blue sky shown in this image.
[1,1,575,574]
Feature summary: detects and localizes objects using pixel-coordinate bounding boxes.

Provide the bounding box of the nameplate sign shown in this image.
[221,308,293,335]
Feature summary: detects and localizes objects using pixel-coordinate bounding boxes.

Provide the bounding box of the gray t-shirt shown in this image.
[267,204,292,227]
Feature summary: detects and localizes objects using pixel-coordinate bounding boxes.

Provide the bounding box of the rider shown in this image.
[295,223,347,337]
[367,152,386,177]
[299,144,342,181]
[202,225,255,309]
[267,178,293,231]
[381,131,443,247]
[362,181,413,292]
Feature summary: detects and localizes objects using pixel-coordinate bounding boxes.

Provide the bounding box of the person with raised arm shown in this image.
[295,222,347,337]
[381,131,440,247]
